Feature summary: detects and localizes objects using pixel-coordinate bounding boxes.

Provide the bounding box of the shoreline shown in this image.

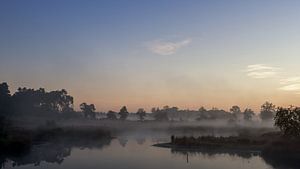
[153,133,300,154]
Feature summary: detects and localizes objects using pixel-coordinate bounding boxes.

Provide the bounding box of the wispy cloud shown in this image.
[279,76,300,84]
[245,64,300,94]
[279,76,300,93]
[246,64,279,79]
[279,84,300,91]
[146,38,191,55]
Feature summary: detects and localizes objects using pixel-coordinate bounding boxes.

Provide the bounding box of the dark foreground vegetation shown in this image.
[154,101,300,154]
[169,142,300,169]
[155,131,300,153]
[0,126,112,168]
[0,125,112,158]
[154,130,300,169]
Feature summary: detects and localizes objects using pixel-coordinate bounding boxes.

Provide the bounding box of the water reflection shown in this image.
[0,138,111,168]
[136,138,145,145]
[170,146,300,169]
[1,135,299,169]
[118,138,128,147]
[261,152,300,169]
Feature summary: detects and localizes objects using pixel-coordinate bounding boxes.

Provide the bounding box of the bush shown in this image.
[274,106,300,137]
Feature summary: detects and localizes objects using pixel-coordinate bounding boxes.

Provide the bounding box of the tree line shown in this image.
[0,82,282,122]
[0,82,132,121]
[150,102,276,122]
[1,82,300,136]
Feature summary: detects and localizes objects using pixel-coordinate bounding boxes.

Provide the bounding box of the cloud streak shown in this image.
[279,76,300,93]
[246,64,279,79]
[279,76,300,85]
[279,84,300,91]
[245,64,300,94]
[147,38,191,55]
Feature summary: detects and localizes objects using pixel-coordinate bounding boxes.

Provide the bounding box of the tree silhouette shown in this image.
[0,83,11,137]
[0,82,11,117]
[275,106,300,137]
[230,105,241,120]
[136,108,146,121]
[80,103,96,119]
[152,108,169,121]
[198,106,206,113]
[151,107,159,114]
[11,87,74,117]
[106,110,117,120]
[243,108,255,121]
[260,101,275,121]
[119,106,129,120]
[43,89,74,113]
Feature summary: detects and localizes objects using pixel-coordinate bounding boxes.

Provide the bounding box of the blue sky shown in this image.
[1,0,300,112]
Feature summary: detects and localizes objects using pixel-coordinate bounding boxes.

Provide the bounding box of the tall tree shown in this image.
[151,107,159,113]
[12,87,74,117]
[230,105,241,120]
[80,103,96,119]
[136,108,146,121]
[107,110,117,120]
[119,106,129,120]
[152,108,169,121]
[0,82,11,117]
[0,82,11,135]
[198,106,207,113]
[244,108,255,121]
[275,106,300,137]
[260,101,275,121]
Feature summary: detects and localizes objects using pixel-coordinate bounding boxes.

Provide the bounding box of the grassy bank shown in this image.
[154,132,300,153]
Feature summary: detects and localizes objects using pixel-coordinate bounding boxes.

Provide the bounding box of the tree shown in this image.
[211,107,219,111]
[260,101,275,121]
[198,106,206,113]
[0,82,76,119]
[275,106,300,137]
[0,82,11,117]
[197,106,207,121]
[12,87,74,117]
[244,108,255,121]
[163,105,169,110]
[0,83,11,136]
[151,107,159,113]
[42,89,74,113]
[153,109,169,121]
[119,106,129,120]
[230,105,241,120]
[80,103,96,119]
[136,108,146,121]
[106,110,117,120]
[230,105,241,114]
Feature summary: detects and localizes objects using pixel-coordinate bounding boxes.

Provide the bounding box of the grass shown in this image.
[154,131,300,153]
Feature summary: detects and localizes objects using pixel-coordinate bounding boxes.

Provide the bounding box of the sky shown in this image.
[1,0,300,112]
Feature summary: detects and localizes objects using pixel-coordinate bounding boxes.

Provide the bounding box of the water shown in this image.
[2,132,293,169]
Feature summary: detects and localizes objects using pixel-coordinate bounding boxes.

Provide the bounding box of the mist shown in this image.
[0,83,297,169]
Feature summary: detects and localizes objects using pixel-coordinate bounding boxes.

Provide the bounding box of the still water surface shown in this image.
[2,133,286,169]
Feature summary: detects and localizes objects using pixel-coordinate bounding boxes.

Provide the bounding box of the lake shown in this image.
[2,131,296,169]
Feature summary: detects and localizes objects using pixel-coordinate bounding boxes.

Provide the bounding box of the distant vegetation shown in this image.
[154,104,300,153]
[2,81,300,166]
[1,81,300,138]
[0,82,279,124]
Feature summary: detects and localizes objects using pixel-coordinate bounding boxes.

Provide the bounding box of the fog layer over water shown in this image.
[1,126,297,169]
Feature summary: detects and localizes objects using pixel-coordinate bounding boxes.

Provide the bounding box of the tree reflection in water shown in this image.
[170,147,300,169]
[0,138,112,168]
